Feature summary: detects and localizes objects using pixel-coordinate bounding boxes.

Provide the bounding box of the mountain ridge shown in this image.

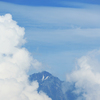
[29,71,77,100]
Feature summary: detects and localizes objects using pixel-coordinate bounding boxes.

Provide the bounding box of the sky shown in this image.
[1,0,100,100]
[0,0,100,81]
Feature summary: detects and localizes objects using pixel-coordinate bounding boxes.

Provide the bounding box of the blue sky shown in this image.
[0,0,100,80]
[1,0,100,6]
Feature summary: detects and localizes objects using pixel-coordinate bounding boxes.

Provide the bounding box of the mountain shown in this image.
[29,71,77,100]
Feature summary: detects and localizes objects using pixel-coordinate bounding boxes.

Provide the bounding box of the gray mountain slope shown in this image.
[29,71,78,100]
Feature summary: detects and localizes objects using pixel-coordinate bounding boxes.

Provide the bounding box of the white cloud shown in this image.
[66,50,100,100]
[0,14,51,100]
[0,13,26,54]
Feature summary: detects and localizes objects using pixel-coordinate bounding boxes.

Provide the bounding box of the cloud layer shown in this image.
[66,50,100,100]
[0,14,51,100]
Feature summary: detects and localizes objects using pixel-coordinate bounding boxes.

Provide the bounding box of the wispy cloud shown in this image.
[0,1,100,42]
[1,1,100,79]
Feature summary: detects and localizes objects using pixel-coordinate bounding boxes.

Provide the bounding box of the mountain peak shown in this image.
[29,71,52,82]
[39,71,52,81]
[29,71,78,100]
[29,71,62,83]
[41,71,52,76]
[29,71,66,100]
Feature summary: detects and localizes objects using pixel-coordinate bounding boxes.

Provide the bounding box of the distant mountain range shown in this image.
[29,71,79,100]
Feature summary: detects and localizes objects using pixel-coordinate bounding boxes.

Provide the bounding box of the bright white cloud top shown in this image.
[67,50,100,100]
[0,14,51,100]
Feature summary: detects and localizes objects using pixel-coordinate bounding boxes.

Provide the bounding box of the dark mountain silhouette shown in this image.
[29,71,78,100]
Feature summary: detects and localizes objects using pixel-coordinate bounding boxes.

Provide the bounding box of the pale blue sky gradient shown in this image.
[0,1,100,80]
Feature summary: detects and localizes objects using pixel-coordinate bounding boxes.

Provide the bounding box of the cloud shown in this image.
[0,1,100,44]
[1,1,100,80]
[0,14,26,54]
[66,50,100,100]
[0,14,51,100]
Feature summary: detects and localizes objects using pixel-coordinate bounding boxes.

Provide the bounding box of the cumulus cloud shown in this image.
[0,14,51,100]
[66,50,100,100]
